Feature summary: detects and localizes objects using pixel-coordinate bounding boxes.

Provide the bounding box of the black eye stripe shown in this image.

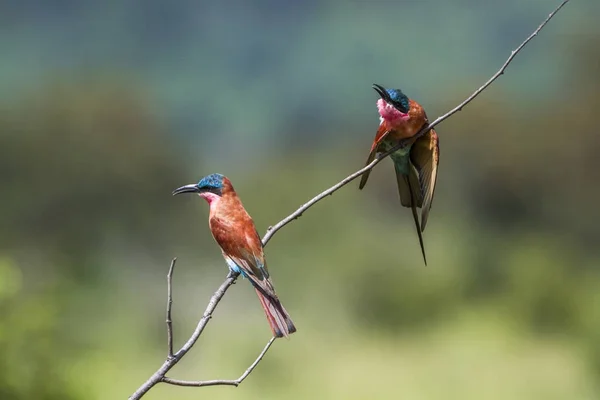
[391,99,409,112]
[202,186,222,195]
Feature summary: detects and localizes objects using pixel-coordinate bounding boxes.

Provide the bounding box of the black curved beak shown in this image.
[172,184,200,196]
[372,84,391,102]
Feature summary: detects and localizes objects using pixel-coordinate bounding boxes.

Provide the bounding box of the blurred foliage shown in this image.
[0,257,76,400]
[0,77,194,281]
[0,2,599,400]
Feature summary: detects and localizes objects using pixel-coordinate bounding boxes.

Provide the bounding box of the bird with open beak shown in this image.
[359,84,440,266]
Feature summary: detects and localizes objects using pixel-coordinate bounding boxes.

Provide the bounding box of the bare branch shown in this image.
[161,337,277,387]
[166,258,176,358]
[262,0,570,245]
[129,2,570,398]
[263,159,379,245]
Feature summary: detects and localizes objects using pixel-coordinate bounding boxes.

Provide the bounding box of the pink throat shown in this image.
[198,192,221,205]
[377,99,410,126]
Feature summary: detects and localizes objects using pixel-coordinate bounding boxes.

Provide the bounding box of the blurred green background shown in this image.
[1,1,599,399]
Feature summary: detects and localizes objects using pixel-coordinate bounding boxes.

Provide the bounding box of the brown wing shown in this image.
[409,128,440,232]
[359,123,391,189]
[210,216,276,297]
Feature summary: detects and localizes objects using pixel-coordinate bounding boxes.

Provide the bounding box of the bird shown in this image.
[173,173,296,338]
[358,84,439,266]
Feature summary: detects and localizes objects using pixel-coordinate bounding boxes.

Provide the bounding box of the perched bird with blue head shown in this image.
[359,84,440,266]
[173,173,296,338]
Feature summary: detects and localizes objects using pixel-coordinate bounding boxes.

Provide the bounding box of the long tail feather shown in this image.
[405,175,427,266]
[255,289,296,338]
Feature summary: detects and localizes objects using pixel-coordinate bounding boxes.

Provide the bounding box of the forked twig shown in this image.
[128,271,239,400]
[162,337,277,387]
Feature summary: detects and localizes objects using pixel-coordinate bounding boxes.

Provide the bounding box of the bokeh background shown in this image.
[1,0,599,399]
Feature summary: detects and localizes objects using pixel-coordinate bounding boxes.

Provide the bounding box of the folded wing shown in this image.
[359,123,391,190]
[409,129,440,232]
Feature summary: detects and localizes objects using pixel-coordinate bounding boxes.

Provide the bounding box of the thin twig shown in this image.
[166,258,176,358]
[128,2,570,398]
[162,337,277,387]
[262,0,570,245]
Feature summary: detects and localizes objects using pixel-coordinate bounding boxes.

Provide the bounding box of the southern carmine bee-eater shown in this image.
[173,173,296,338]
[358,84,439,266]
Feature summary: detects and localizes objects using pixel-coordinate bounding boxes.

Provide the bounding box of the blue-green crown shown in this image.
[197,173,225,190]
[386,89,410,113]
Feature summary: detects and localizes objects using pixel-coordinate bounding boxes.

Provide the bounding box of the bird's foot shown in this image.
[226,270,239,281]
